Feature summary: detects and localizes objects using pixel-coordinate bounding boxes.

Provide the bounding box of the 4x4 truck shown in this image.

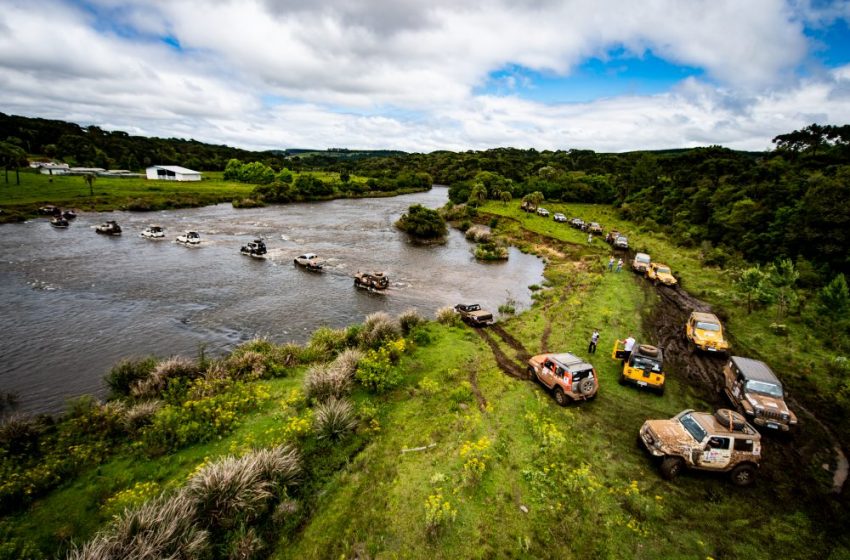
[527,352,599,406]
[646,263,677,286]
[639,408,761,486]
[720,356,797,432]
[454,303,494,327]
[632,252,651,274]
[612,341,665,394]
[685,311,729,353]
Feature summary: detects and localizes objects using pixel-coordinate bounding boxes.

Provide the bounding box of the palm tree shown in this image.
[499,191,512,205]
[83,173,97,197]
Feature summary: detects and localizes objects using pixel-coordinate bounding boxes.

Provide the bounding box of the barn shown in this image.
[145,165,202,181]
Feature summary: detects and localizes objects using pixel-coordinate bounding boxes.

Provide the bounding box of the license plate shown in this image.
[707,347,716,352]
[767,423,779,430]
[637,381,647,387]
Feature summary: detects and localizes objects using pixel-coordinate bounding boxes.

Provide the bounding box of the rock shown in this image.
[520,505,529,514]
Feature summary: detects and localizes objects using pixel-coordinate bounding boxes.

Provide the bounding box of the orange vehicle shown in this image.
[527,352,599,405]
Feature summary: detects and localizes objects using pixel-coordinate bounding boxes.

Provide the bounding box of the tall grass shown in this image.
[435,306,459,326]
[304,364,351,403]
[359,312,401,349]
[314,398,357,441]
[331,348,364,378]
[130,356,199,399]
[398,308,425,335]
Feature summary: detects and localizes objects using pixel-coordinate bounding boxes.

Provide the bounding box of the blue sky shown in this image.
[2,0,850,152]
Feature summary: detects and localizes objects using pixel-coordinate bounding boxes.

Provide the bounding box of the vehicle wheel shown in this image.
[553,386,568,407]
[730,464,756,487]
[618,372,627,386]
[660,456,684,480]
[655,385,665,396]
[527,366,537,382]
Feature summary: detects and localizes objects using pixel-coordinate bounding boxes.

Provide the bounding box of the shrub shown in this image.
[474,240,509,261]
[225,350,269,380]
[304,364,351,403]
[459,437,492,484]
[398,308,425,335]
[69,492,208,560]
[332,348,364,378]
[436,306,460,326]
[105,357,157,398]
[232,197,266,208]
[306,327,349,361]
[424,493,457,535]
[185,458,273,529]
[359,312,401,349]
[355,347,403,393]
[122,400,162,434]
[131,356,199,400]
[395,204,447,239]
[314,398,357,441]
[226,526,265,559]
[0,415,43,456]
[449,382,474,409]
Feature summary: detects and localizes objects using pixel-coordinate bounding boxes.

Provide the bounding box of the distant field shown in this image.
[0,170,366,222]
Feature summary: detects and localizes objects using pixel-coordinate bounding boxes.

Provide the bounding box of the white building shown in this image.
[36,163,70,175]
[145,165,202,181]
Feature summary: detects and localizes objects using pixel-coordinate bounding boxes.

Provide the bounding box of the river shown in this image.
[0,187,544,414]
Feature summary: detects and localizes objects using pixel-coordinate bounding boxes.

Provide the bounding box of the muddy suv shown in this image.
[612,341,665,394]
[527,352,598,405]
[639,408,761,486]
[632,252,651,274]
[721,356,797,432]
[454,303,494,327]
[685,311,729,353]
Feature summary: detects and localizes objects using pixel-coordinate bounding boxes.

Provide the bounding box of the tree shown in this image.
[0,142,28,185]
[818,274,850,345]
[768,258,799,320]
[736,266,769,314]
[223,158,243,180]
[527,191,544,209]
[394,204,447,239]
[468,183,488,206]
[83,173,96,197]
[499,191,512,205]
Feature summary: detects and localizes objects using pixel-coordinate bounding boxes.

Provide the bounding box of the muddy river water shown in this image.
[0,187,544,414]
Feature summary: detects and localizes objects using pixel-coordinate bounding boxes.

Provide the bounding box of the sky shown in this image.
[2,0,850,153]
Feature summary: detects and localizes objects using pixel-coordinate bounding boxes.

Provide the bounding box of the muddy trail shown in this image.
[645,279,848,496]
[490,324,532,362]
[468,368,488,412]
[474,328,529,380]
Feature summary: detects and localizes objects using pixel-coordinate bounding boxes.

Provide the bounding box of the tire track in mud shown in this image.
[468,368,488,412]
[645,280,848,495]
[490,324,531,362]
[474,328,528,380]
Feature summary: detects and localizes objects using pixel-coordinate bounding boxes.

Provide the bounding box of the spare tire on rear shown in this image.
[638,344,659,356]
[714,409,747,431]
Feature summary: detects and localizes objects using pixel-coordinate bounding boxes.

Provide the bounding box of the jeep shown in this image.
[685,311,729,353]
[613,235,629,250]
[588,222,603,234]
[632,252,651,273]
[638,408,761,486]
[536,207,550,217]
[527,352,598,405]
[612,341,665,394]
[721,356,797,432]
[454,303,494,327]
[646,263,677,286]
[553,212,568,223]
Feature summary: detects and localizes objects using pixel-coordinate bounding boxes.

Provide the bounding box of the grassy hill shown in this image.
[1,202,847,559]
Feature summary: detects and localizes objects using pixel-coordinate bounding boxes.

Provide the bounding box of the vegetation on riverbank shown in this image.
[394,204,447,240]
[2,199,848,559]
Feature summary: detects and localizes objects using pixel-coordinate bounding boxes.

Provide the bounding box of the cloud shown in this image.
[0,0,847,153]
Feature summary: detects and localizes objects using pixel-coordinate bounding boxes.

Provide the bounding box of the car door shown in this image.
[540,359,555,388]
[697,436,732,469]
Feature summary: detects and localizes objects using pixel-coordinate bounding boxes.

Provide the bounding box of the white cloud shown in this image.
[0,0,848,153]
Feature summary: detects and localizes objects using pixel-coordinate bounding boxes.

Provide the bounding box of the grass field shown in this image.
[0,170,371,222]
[1,199,848,559]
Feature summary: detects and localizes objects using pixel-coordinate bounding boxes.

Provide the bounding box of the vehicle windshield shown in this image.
[636,255,650,263]
[746,380,783,398]
[616,237,627,242]
[632,355,662,372]
[657,267,671,274]
[695,321,720,331]
[679,413,707,442]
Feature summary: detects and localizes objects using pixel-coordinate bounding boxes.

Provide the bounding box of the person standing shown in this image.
[608,256,615,272]
[587,233,593,244]
[623,334,636,360]
[615,257,623,272]
[588,329,600,354]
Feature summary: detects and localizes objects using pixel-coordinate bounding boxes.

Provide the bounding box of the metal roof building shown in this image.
[145,165,202,181]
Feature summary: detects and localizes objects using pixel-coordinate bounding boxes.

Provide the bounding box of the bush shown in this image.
[332,348,364,378]
[314,398,357,441]
[398,308,425,335]
[105,357,157,398]
[359,312,401,349]
[69,492,208,560]
[436,306,460,326]
[355,348,402,393]
[185,458,271,529]
[131,356,200,400]
[122,400,162,434]
[395,204,448,239]
[304,364,351,403]
[306,327,349,361]
[474,240,509,261]
[232,197,266,208]
[424,493,457,535]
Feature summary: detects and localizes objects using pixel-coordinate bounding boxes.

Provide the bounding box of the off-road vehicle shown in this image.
[612,340,665,394]
[536,207,550,217]
[588,222,603,234]
[520,200,537,212]
[240,239,267,257]
[454,303,494,327]
[527,352,598,405]
[646,263,677,286]
[613,235,629,250]
[354,271,390,291]
[720,356,797,432]
[685,311,729,353]
[571,218,585,229]
[638,408,761,486]
[553,213,568,223]
[632,252,651,273]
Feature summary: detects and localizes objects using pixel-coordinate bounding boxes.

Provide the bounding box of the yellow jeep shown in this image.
[612,340,665,394]
[685,311,729,353]
[646,263,677,286]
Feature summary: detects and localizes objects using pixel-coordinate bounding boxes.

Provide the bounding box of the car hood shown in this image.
[645,419,695,450]
[694,329,726,345]
[657,273,677,284]
[747,393,790,414]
